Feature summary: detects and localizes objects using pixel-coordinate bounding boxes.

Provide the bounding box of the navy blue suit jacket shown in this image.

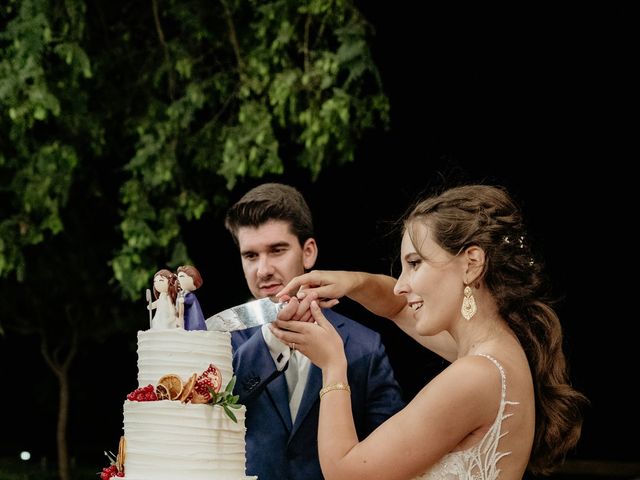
[232,308,404,480]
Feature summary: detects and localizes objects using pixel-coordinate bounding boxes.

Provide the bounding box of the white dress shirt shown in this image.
[261,323,311,422]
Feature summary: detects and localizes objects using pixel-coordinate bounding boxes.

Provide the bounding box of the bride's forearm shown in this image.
[347,272,407,319]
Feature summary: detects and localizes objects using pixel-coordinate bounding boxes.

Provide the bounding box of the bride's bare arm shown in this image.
[269,306,491,480]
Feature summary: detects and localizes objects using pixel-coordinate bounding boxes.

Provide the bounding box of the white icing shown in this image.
[137,329,234,388]
[122,401,254,480]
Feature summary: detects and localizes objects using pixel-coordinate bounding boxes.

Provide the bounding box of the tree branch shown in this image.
[220,0,244,73]
[151,0,176,100]
[304,14,311,73]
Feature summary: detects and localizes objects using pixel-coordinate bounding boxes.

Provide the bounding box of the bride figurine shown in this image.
[149,269,179,329]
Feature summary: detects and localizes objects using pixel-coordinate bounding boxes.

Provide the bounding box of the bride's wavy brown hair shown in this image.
[406,184,587,475]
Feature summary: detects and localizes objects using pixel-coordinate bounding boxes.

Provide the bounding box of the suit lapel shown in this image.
[290,363,321,437]
[235,329,293,432]
[267,366,293,431]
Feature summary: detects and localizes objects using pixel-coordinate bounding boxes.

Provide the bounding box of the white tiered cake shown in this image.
[119,329,256,480]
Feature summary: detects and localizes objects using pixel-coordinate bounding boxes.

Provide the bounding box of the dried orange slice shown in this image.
[155,383,170,400]
[116,436,126,473]
[178,373,198,403]
[158,374,183,400]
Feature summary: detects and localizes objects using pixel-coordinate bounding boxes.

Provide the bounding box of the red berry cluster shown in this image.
[98,464,123,479]
[126,384,158,401]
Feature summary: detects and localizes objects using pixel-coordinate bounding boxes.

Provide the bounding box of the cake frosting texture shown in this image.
[120,329,256,479]
[123,401,249,479]
[137,329,234,388]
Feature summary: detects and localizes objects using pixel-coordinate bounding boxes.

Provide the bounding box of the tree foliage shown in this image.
[1,0,388,299]
[1,2,387,476]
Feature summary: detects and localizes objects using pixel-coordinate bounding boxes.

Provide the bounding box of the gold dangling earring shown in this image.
[461,284,477,321]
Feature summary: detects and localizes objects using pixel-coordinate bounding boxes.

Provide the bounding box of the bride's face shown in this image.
[154,275,169,293]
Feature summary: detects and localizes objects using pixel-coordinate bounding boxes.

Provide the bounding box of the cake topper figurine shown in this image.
[176,265,207,330]
[148,269,180,329]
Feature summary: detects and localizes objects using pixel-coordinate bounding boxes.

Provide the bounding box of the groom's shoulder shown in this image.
[323,308,381,339]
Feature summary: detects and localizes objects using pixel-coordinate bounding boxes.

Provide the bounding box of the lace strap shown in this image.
[476,353,507,403]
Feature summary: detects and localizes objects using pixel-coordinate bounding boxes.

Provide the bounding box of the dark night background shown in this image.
[2,4,634,478]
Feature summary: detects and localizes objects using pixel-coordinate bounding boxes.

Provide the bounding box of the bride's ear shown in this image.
[463,246,485,285]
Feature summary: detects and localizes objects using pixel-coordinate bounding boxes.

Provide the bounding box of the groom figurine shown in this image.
[176,265,207,331]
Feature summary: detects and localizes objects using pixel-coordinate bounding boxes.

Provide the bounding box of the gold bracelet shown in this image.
[319,382,351,400]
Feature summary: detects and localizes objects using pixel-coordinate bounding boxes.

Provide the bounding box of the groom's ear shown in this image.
[302,238,318,270]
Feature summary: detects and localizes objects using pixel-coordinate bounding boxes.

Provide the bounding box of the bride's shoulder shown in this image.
[448,354,504,379]
[422,355,504,404]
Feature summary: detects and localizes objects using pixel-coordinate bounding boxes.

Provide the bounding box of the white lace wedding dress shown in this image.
[414,354,518,480]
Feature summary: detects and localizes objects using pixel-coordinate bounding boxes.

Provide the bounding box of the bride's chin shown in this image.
[414,317,431,336]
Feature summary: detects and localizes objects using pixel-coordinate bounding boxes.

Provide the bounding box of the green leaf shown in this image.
[203,375,240,422]
[225,375,237,393]
[223,405,238,423]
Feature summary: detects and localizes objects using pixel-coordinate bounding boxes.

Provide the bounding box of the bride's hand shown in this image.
[277,293,317,323]
[270,301,346,371]
[276,270,359,308]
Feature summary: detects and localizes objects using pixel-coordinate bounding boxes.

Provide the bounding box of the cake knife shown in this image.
[205,297,285,332]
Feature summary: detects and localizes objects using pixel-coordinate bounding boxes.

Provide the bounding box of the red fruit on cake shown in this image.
[194,363,223,401]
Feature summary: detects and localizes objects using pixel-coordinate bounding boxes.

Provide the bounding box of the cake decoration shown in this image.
[147,269,179,329]
[145,265,207,331]
[176,265,207,330]
[101,265,256,479]
[125,364,240,422]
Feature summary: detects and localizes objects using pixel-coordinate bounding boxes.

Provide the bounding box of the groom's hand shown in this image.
[277,292,317,323]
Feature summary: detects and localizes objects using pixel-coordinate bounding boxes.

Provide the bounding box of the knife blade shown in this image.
[205,297,285,332]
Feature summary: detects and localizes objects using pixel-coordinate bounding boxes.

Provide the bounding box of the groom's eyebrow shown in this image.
[240,241,291,256]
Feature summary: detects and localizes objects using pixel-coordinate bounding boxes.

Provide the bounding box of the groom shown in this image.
[224,183,404,480]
